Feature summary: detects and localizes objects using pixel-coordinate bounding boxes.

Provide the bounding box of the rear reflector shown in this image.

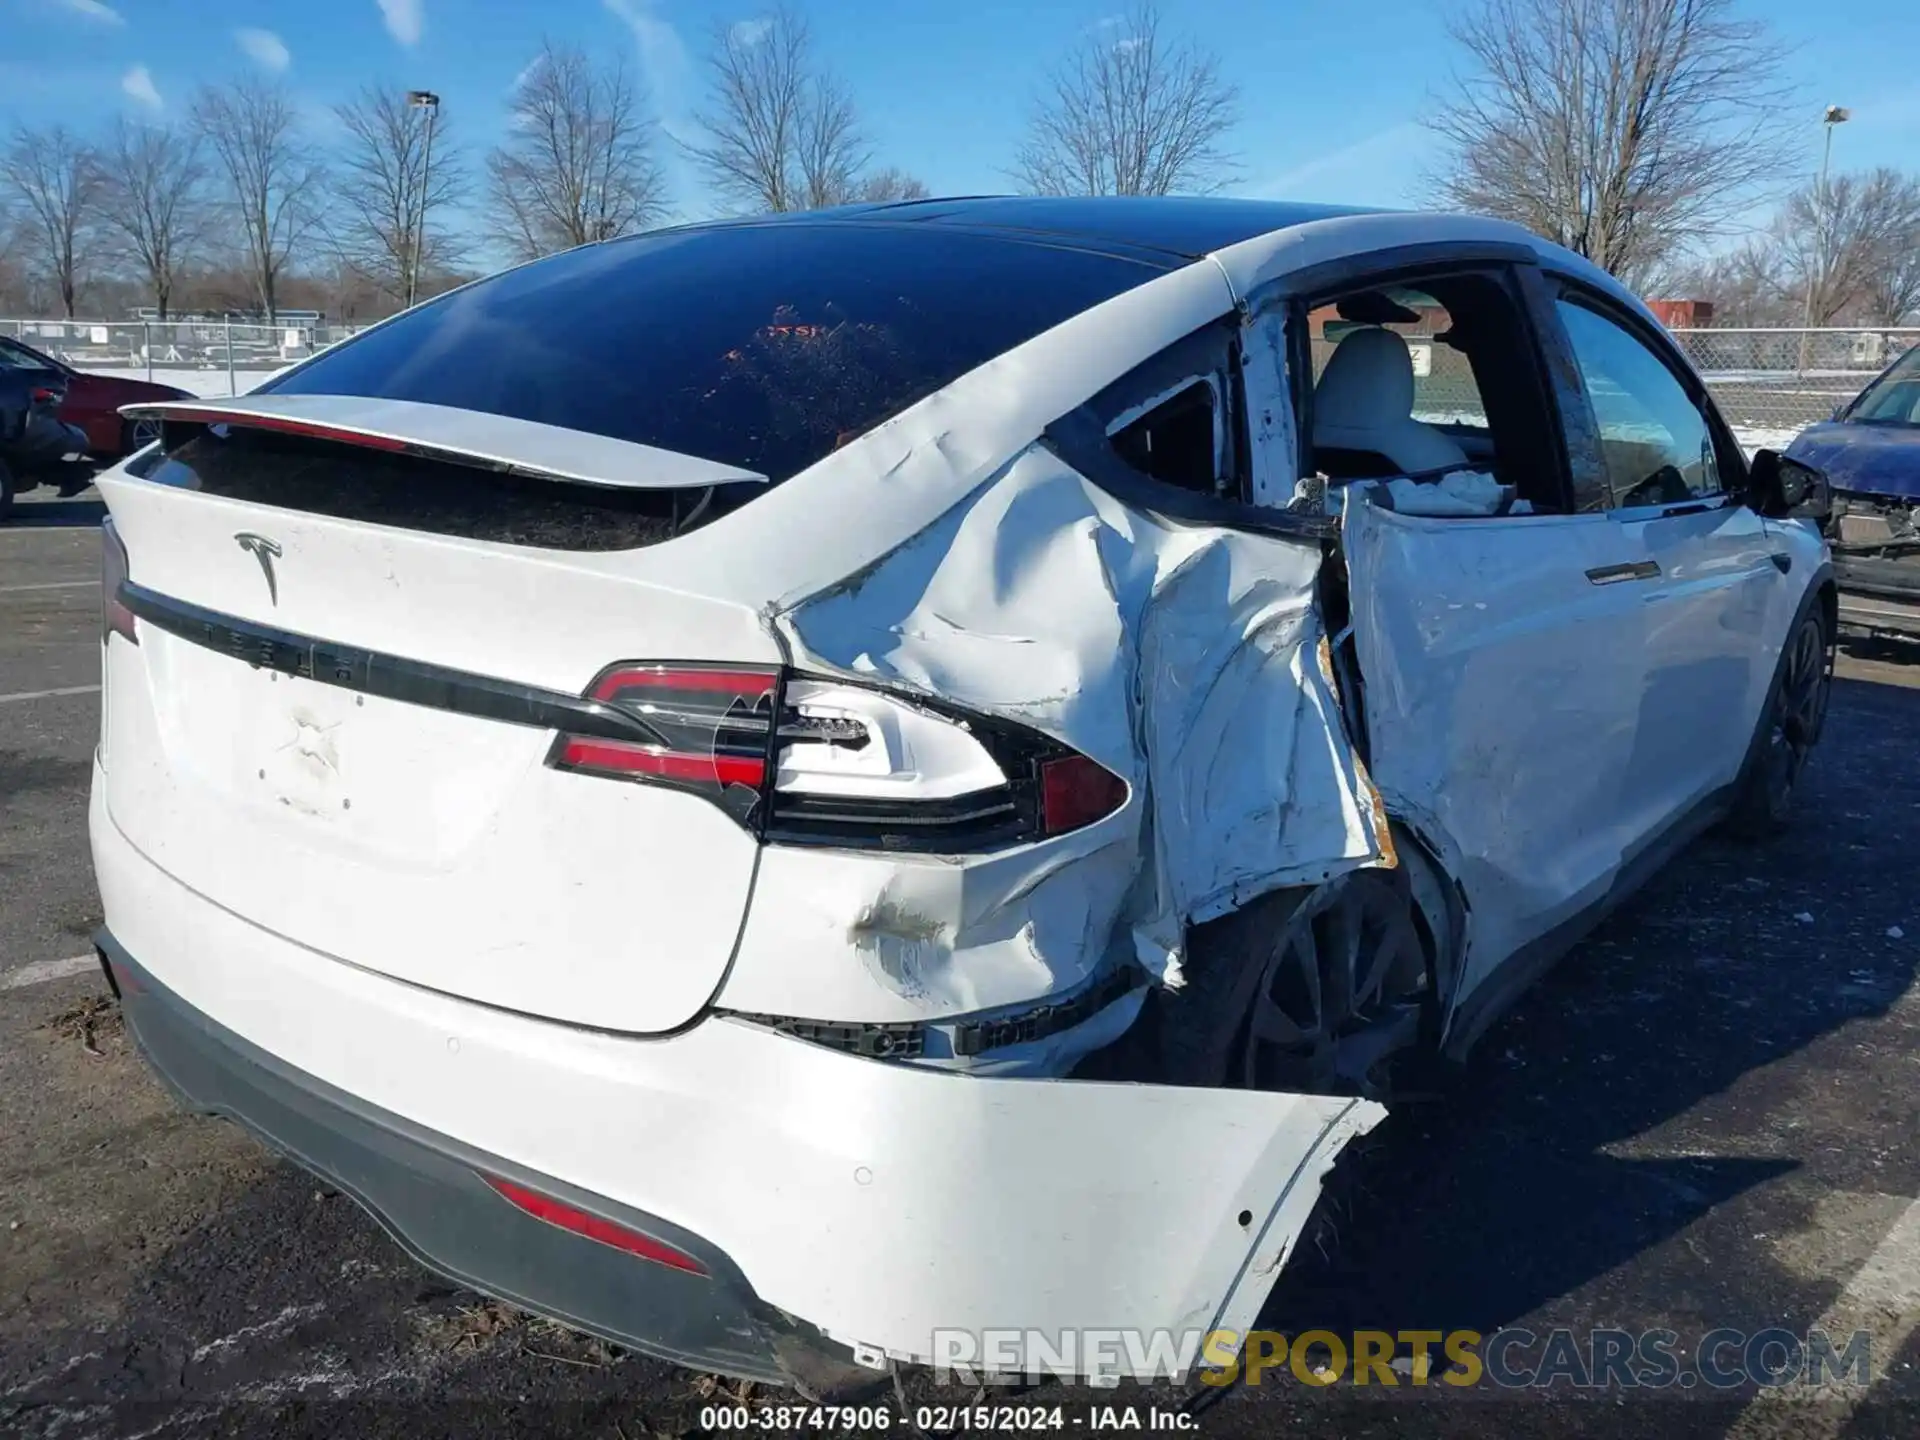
[1040,755,1129,836]
[480,1175,708,1274]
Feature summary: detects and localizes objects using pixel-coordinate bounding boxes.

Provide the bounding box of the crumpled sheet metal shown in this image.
[776,443,1387,996]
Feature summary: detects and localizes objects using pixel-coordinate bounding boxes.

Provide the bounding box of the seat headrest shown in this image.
[1312,326,1470,477]
[1316,327,1417,431]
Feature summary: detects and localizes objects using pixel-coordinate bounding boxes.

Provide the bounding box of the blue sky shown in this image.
[4,0,1918,241]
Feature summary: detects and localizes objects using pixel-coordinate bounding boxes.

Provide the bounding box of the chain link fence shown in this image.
[1668,328,1920,450]
[8,317,1916,451]
[1,318,369,397]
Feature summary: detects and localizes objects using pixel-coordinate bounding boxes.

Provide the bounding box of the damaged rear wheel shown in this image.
[1159,867,1434,1100]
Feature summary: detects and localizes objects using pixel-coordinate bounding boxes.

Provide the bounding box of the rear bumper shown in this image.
[1834,554,1920,638]
[91,759,1382,1384]
[98,932,855,1390]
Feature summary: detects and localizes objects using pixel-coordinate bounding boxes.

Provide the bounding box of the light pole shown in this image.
[406,90,440,309]
[1800,104,1851,365]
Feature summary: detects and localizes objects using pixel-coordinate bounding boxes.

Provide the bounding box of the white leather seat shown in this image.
[1313,327,1470,476]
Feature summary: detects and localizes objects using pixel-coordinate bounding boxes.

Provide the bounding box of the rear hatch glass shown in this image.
[260,220,1169,500]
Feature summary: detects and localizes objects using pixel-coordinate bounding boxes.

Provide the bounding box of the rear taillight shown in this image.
[548,665,779,826]
[547,665,1129,853]
[30,385,62,407]
[101,518,138,645]
[480,1174,708,1275]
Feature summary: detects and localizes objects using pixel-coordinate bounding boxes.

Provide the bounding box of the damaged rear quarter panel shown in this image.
[717,444,1386,1028]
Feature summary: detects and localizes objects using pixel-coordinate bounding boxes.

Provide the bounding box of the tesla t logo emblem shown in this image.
[234,532,283,606]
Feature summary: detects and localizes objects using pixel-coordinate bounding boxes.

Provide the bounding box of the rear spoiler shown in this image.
[118,394,768,492]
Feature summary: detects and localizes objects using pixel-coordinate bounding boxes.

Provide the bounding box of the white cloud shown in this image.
[1242,122,1432,204]
[50,0,124,25]
[509,55,544,93]
[235,27,292,73]
[377,0,424,47]
[602,0,692,137]
[729,17,771,47]
[121,64,162,110]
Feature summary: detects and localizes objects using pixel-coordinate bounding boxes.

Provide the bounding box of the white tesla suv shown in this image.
[90,196,1835,1389]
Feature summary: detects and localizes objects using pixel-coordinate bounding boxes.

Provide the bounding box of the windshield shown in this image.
[0,338,56,372]
[1848,344,1920,425]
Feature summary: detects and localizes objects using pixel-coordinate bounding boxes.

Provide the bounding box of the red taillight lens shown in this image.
[30,386,61,406]
[550,662,1127,851]
[101,518,138,645]
[480,1174,708,1275]
[1040,754,1128,835]
[548,664,778,824]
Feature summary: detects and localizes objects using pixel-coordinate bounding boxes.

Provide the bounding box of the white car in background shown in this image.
[91,196,1835,1389]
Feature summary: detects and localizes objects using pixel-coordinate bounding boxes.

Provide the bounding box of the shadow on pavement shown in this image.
[4,496,105,529]
[1264,672,1920,1355]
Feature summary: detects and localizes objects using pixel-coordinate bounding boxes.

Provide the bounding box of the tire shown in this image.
[1155,866,1430,1099]
[121,417,162,457]
[0,459,15,522]
[1724,594,1834,840]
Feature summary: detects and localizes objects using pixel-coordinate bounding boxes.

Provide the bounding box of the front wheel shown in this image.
[1725,599,1834,839]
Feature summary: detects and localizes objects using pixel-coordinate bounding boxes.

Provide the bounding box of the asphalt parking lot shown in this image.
[4,491,1920,1439]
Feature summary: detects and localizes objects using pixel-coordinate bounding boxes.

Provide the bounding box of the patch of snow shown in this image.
[1731,425,1805,456]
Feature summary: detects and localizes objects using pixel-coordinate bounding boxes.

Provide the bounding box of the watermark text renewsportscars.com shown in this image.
[928,1326,1874,1390]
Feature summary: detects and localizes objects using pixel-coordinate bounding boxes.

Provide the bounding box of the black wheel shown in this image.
[1725,599,1833,839]
[121,417,162,456]
[1157,867,1430,1099]
[0,459,14,522]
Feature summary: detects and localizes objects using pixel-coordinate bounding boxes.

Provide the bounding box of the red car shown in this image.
[0,334,193,459]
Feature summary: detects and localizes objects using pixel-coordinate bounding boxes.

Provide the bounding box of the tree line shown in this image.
[3,0,1914,328]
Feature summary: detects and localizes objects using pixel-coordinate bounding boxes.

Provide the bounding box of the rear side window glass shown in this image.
[264,224,1167,487]
[1109,379,1220,495]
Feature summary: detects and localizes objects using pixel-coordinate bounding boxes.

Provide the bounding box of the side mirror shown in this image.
[1746,448,1832,523]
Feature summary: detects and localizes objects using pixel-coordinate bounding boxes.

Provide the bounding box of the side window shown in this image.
[1108,378,1221,495]
[1079,322,1243,502]
[1293,269,1570,515]
[1555,300,1722,507]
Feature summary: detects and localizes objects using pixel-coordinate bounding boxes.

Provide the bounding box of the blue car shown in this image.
[1787,342,1920,639]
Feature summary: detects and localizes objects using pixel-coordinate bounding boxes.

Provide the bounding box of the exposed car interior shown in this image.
[1302,273,1567,514]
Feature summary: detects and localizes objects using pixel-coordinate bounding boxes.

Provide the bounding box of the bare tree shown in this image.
[686,7,870,212]
[1427,0,1790,282]
[192,79,326,321]
[856,166,930,204]
[97,118,207,320]
[1013,4,1239,197]
[332,87,470,306]
[487,42,667,261]
[0,126,103,318]
[1654,239,1796,326]
[1864,217,1920,326]
[1772,168,1920,327]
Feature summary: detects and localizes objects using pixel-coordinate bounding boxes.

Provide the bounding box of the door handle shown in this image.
[1586,560,1662,585]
